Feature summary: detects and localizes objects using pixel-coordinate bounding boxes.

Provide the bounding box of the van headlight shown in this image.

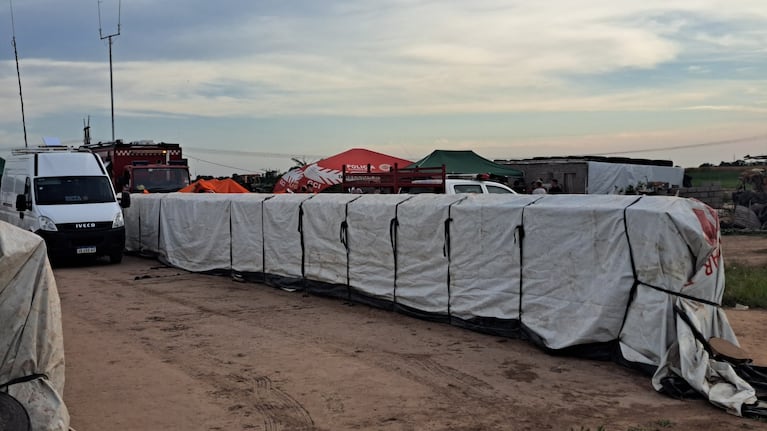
[39,216,58,232]
[112,211,125,228]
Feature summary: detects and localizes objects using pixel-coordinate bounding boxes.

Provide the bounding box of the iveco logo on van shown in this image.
[76,223,96,229]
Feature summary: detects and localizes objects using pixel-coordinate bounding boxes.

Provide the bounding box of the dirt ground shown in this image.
[56,236,767,431]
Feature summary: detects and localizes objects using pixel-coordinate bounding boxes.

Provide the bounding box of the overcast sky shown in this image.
[1,0,766,176]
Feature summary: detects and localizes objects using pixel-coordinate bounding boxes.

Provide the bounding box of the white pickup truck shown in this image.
[443,178,517,194]
[406,178,518,194]
[342,165,519,195]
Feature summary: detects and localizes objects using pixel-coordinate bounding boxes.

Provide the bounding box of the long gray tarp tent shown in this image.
[409,150,523,177]
[0,221,70,430]
[123,193,767,418]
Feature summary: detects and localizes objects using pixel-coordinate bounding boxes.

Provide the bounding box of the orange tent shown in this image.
[178,178,249,193]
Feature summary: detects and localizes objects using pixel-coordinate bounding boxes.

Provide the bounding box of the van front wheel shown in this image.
[109,252,123,264]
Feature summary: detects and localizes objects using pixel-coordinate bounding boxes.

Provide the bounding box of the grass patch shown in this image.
[685,167,744,189]
[724,264,767,308]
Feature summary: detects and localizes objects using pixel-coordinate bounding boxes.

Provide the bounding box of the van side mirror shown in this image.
[120,191,131,208]
[15,194,28,212]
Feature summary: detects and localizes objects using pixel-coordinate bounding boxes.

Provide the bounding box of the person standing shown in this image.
[532,181,547,195]
[548,179,563,194]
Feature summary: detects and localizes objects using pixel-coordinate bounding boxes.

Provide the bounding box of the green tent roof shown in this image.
[408,150,522,177]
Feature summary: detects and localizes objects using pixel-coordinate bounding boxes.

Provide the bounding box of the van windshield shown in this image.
[35,176,116,205]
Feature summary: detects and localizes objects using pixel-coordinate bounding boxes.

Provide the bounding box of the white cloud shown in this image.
[3,0,767,172]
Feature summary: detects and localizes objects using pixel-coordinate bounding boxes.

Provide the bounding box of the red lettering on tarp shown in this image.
[703,247,721,276]
[692,207,719,247]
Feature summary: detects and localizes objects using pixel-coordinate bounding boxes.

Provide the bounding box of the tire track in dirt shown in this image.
[64,270,318,430]
[130,281,515,427]
[142,341,318,431]
[135,280,501,398]
[252,376,315,431]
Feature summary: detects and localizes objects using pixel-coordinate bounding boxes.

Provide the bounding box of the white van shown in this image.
[0,146,130,263]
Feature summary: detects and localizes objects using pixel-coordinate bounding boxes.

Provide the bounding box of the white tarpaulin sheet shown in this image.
[0,221,69,430]
[347,195,414,304]
[587,161,684,194]
[522,195,637,349]
[123,194,141,252]
[159,194,233,272]
[231,194,273,274]
[619,196,720,367]
[263,194,313,283]
[137,194,164,256]
[394,194,466,316]
[123,193,766,418]
[302,194,363,292]
[449,195,541,324]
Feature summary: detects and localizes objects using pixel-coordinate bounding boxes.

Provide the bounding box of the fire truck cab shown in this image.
[83,140,191,193]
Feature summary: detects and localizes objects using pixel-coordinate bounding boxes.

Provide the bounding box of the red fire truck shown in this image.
[83,140,191,193]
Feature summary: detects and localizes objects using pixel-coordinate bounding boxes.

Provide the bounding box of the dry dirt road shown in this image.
[56,236,767,431]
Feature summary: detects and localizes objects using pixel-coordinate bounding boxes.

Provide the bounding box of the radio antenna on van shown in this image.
[10,0,28,148]
[98,0,121,142]
[83,116,91,146]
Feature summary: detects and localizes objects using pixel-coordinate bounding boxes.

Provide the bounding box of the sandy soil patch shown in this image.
[56,236,766,431]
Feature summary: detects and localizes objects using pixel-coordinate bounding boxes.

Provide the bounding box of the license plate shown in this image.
[76,246,97,255]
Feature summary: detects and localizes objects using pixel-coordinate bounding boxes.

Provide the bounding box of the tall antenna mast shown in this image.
[98,0,121,142]
[83,116,91,146]
[10,0,28,148]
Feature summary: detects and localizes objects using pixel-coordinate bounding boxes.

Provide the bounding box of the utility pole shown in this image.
[10,0,28,148]
[98,0,121,141]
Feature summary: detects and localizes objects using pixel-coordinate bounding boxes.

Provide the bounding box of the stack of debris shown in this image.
[727,170,767,229]
[731,203,767,229]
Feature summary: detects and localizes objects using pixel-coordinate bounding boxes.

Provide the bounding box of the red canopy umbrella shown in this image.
[273,148,413,193]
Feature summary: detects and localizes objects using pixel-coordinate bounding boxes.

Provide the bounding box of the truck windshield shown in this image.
[132,168,190,193]
[35,176,116,205]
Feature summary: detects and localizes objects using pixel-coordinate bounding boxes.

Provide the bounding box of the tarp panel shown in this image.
[158,194,233,272]
[347,195,413,303]
[231,194,273,274]
[617,284,675,367]
[449,195,540,321]
[263,194,313,280]
[302,194,362,289]
[620,196,726,366]
[123,194,141,252]
[394,194,465,315]
[617,196,755,414]
[136,194,165,256]
[521,195,635,349]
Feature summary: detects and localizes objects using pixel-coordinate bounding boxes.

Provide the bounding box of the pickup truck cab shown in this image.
[444,179,517,194]
[404,178,518,195]
[341,164,519,195]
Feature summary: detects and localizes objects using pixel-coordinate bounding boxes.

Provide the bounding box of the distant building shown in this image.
[493,156,684,194]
